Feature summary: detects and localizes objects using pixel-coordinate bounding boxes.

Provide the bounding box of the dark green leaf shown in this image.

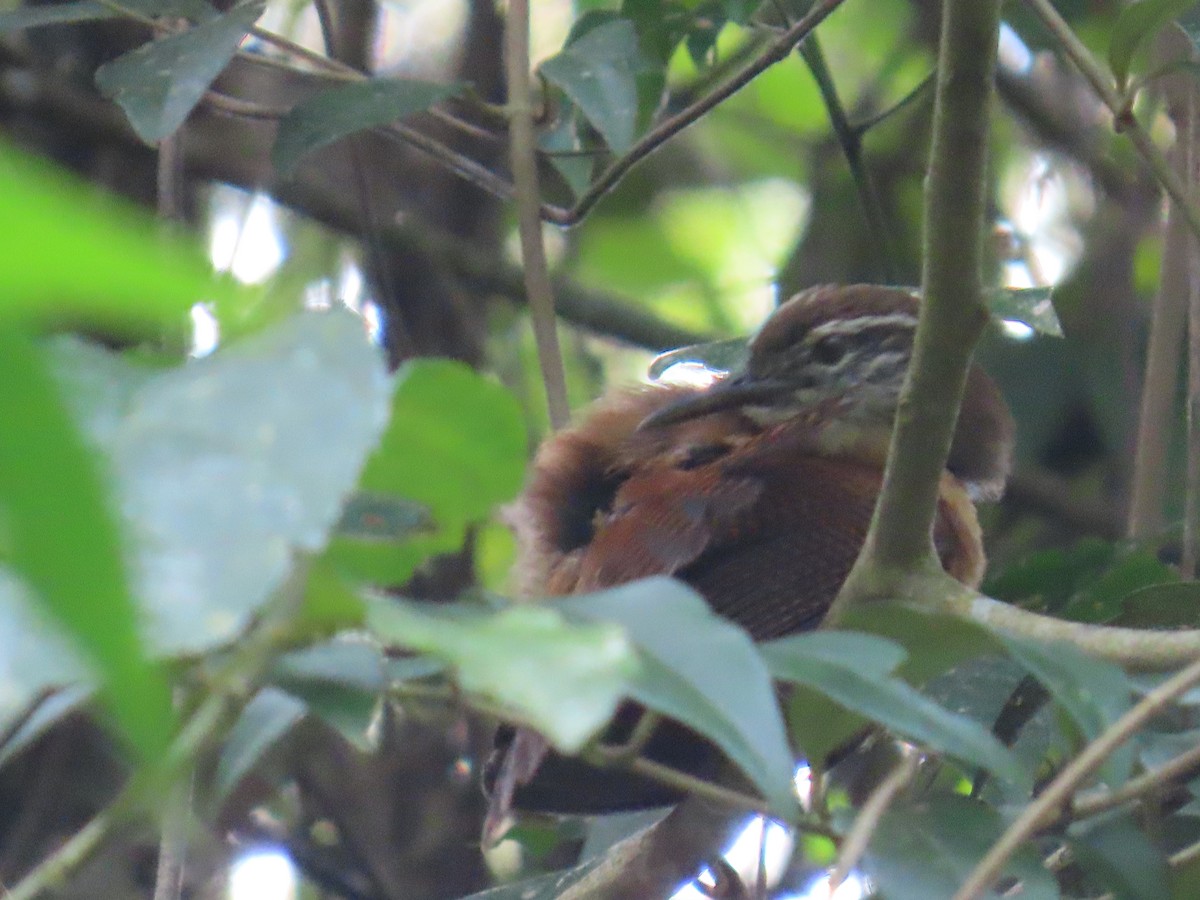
[273,79,463,177]
[95,1,264,143]
[837,602,1003,684]
[358,359,526,528]
[49,310,391,655]
[365,596,637,752]
[1000,636,1133,787]
[1109,0,1198,89]
[541,19,652,153]
[763,633,1027,788]
[986,287,1064,337]
[213,687,307,802]
[0,2,116,32]
[0,329,174,759]
[863,794,1058,900]
[281,680,378,750]
[1070,813,1170,900]
[1062,549,1178,623]
[560,577,799,818]
[1117,582,1200,628]
[0,142,236,328]
[271,638,386,693]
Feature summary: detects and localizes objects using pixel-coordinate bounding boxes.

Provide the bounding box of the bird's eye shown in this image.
[812,337,847,366]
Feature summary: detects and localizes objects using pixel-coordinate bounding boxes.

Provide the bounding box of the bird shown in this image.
[483,283,1015,821]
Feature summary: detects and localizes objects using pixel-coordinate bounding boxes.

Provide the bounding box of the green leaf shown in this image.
[95,1,265,143]
[0,329,174,759]
[541,19,652,153]
[213,687,308,802]
[0,1,116,32]
[358,359,526,528]
[273,79,463,177]
[365,597,637,752]
[1117,582,1200,628]
[763,633,1027,788]
[862,794,1058,900]
[1000,636,1134,787]
[838,602,1003,684]
[1069,813,1170,900]
[50,310,391,655]
[560,577,800,818]
[1062,549,1178,623]
[0,142,236,329]
[986,287,1064,338]
[1109,0,1198,90]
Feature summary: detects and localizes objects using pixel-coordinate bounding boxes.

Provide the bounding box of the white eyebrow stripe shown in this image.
[807,314,919,340]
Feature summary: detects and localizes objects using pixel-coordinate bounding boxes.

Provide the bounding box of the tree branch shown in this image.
[829,0,1001,616]
[954,655,1200,900]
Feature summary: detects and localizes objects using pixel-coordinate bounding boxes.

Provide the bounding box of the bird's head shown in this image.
[639,284,1014,498]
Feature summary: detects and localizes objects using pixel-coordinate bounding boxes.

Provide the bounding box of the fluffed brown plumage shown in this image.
[485,284,1014,819]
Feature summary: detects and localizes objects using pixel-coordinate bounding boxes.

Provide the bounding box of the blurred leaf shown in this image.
[560,577,799,818]
[648,337,748,381]
[273,78,464,177]
[1062,549,1178,624]
[365,597,637,752]
[1117,582,1200,628]
[0,329,174,759]
[1111,0,1197,89]
[540,109,595,199]
[541,19,652,153]
[358,359,526,528]
[459,859,604,900]
[763,633,1027,788]
[270,637,386,693]
[0,685,92,770]
[95,1,265,143]
[213,687,307,802]
[0,142,236,329]
[298,558,367,635]
[0,0,216,31]
[1070,812,1169,900]
[1001,636,1133,787]
[838,602,1003,684]
[986,287,1064,337]
[0,2,116,31]
[862,794,1058,900]
[50,310,391,655]
[0,571,90,749]
[335,493,434,542]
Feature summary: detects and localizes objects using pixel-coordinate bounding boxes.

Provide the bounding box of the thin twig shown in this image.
[1023,0,1200,247]
[829,751,919,892]
[2,582,306,900]
[953,656,1200,900]
[540,0,850,226]
[798,34,898,281]
[1073,740,1200,819]
[1129,28,1194,543]
[505,0,570,429]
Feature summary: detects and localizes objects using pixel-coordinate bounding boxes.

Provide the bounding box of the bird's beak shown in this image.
[637,373,794,430]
